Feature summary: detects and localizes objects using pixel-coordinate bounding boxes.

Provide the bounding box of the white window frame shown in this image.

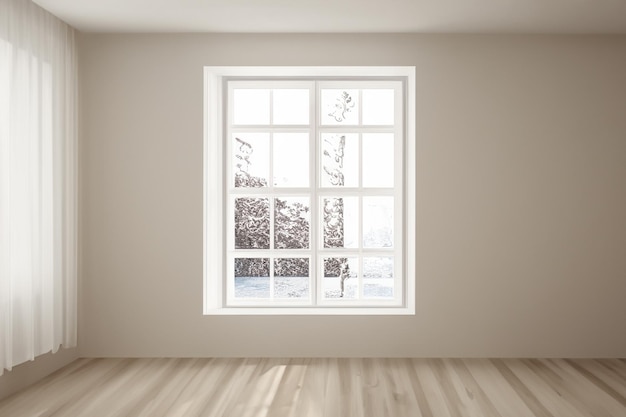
[204,67,415,315]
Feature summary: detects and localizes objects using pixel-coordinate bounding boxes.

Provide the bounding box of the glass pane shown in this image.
[273,133,309,187]
[274,197,310,249]
[362,133,394,188]
[234,197,270,249]
[363,196,394,248]
[321,89,359,125]
[233,89,270,125]
[362,89,394,125]
[274,258,309,299]
[321,133,358,187]
[273,89,309,125]
[323,197,358,249]
[233,133,270,188]
[363,257,394,299]
[323,257,359,299]
[234,258,270,298]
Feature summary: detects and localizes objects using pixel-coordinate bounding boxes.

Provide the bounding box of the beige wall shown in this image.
[78,34,626,358]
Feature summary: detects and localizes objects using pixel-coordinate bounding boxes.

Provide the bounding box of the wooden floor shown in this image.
[0,358,625,417]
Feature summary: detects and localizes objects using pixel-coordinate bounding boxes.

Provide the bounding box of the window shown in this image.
[204,67,415,315]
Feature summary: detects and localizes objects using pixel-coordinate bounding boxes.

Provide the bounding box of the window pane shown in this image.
[323,257,359,299]
[274,197,310,249]
[234,258,270,298]
[274,258,309,299]
[233,134,269,187]
[362,133,394,188]
[273,133,309,187]
[322,197,358,249]
[321,89,359,125]
[273,89,309,125]
[363,196,394,248]
[321,133,358,187]
[234,197,270,249]
[233,89,270,125]
[362,89,394,125]
[363,257,394,299]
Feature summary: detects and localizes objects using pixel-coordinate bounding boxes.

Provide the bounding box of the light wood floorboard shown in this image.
[1,358,624,417]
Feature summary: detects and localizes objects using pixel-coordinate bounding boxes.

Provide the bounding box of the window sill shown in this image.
[204,306,415,316]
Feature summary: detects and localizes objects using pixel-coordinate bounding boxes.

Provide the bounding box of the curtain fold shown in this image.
[0,0,77,375]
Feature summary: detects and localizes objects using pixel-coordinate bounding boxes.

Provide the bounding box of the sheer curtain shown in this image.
[0,0,77,375]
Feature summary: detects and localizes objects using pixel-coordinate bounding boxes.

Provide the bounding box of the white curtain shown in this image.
[0,0,77,375]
